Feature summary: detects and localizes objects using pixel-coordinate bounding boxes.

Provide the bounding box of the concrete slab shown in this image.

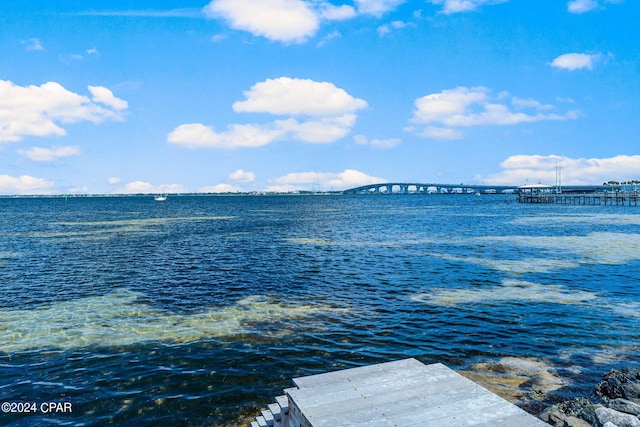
[285,358,548,427]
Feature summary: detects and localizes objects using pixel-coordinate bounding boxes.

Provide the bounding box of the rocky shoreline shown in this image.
[539,367,640,427]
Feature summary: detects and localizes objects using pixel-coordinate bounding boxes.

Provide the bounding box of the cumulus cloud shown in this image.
[108,177,121,185]
[167,123,281,149]
[198,169,255,193]
[233,77,367,116]
[204,0,319,44]
[228,169,255,182]
[204,0,402,43]
[427,0,508,14]
[266,169,385,192]
[408,86,579,139]
[550,53,601,70]
[17,145,81,162]
[199,183,243,193]
[567,0,621,13]
[0,175,55,195]
[168,77,367,149]
[88,86,128,110]
[0,80,128,143]
[117,181,188,194]
[476,154,640,186]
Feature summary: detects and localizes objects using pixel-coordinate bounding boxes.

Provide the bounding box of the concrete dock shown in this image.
[251,358,549,427]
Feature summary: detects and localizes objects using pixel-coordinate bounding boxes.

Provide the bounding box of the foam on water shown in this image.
[411,279,598,306]
[0,289,336,353]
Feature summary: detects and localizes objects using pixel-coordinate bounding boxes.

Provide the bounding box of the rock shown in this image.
[540,407,570,426]
[608,399,640,416]
[602,422,619,427]
[595,407,640,427]
[596,377,626,401]
[622,383,640,402]
[596,369,640,403]
[539,398,599,426]
[563,415,593,427]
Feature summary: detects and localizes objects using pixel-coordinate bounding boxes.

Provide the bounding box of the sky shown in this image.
[1,0,639,195]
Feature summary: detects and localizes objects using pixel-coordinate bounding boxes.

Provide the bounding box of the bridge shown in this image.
[343,182,628,195]
[342,182,517,195]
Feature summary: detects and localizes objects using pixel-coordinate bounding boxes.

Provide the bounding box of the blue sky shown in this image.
[1,0,638,194]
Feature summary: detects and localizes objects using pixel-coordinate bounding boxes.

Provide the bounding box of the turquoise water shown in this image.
[0,195,639,426]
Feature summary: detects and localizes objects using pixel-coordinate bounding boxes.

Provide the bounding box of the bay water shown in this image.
[1,195,638,426]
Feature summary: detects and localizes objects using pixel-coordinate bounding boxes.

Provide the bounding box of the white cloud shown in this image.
[567,0,623,13]
[568,0,598,13]
[68,185,89,194]
[267,169,385,192]
[511,97,553,110]
[274,115,357,143]
[21,38,44,51]
[228,169,255,182]
[317,30,342,47]
[377,20,412,36]
[476,154,640,186]
[0,80,128,143]
[354,134,401,149]
[199,183,242,193]
[169,77,367,149]
[88,86,128,110]
[319,3,357,20]
[117,181,188,194]
[427,0,508,14]
[0,175,55,195]
[108,177,121,185]
[233,77,367,117]
[167,123,283,149]
[413,126,463,140]
[408,86,579,139]
[17,145,81,162]
[550,53,600,71]
[203,0,319,44]
[355,0,406,16]
[86,47,99,55]
[204,0,404,43]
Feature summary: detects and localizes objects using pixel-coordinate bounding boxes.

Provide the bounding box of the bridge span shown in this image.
[343,182,518,195]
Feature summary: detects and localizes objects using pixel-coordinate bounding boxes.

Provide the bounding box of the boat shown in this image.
[154,195,167,201]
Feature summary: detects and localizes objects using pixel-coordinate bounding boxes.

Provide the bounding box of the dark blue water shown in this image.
[0,195,639,426]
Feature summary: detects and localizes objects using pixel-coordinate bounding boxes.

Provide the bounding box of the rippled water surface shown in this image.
[1,195,639,426]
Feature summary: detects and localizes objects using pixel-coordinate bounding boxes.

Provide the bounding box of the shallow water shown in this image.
[0,195,638,426]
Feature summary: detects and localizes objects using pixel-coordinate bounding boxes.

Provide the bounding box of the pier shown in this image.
[516,184,639,206]
[251,358,548,427]
[517,192,639,206]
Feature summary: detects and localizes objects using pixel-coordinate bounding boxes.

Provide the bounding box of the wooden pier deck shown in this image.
[251,358,548,427]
